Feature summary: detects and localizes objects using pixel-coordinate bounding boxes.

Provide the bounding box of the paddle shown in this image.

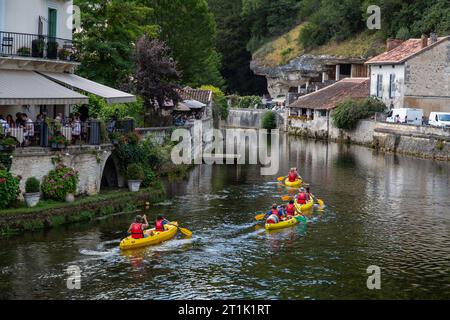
[255,213,266,221]
[169,224,193,237]
[277,176,286,181]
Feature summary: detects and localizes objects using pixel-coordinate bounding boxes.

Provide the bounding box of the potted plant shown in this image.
[32,39,44,58]
[49,134,69,149]
[1,136,18,152]
[47,41,59,59]
[127,163,144,192]
[58,48,71,61]
[17,47,31,57]
[41,165,79,202]
[23,177,41,208]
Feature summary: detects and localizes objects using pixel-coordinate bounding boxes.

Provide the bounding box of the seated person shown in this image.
[265,204,285,223]
[297,187,309,204]
[128,215,149,239]
[287,168,299,182]
[285,200,296,217]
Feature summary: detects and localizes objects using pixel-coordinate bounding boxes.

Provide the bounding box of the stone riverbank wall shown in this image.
[289,117,450,160]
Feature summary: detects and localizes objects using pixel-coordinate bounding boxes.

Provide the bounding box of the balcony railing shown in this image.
[0,31,76,62]
[0,120,105,149]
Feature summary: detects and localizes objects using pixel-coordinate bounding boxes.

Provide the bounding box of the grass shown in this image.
[0,186,166,235]
[252,25,386,67]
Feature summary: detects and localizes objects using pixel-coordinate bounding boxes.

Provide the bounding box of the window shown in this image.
[389,74,396,98]
[376,74,383,98]
[320,110,327,117]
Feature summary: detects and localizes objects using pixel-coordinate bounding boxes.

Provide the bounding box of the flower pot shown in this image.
[24,192,40,208]
[51,143,58,149]
[128,180,142,192]
[65,193,75,203]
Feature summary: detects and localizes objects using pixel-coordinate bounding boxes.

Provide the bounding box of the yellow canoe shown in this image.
[120,222,178,251]
[295,197,315,213]
[265,216,299,230]
[284,178,302,188]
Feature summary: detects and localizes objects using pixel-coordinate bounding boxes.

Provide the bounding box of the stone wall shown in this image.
[220,109,286,130]
[10,144,117,196]
[403,38,450,115]
[289,117,375,145]
[373,122,450,160]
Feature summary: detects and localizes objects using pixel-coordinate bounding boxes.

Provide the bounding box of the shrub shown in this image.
[25,177,40,194]
[17,47,31,56]
[237,96,262,109]
[41,165,79,201]
[49,134,69,146]
[0,170,20,209]
[298,22,326,51]
[142,166,157,188]
[200,85,228,120]
[126,163,144,181]
[332,97,387,130]
[262,111,277,130]
[396,27,411,40]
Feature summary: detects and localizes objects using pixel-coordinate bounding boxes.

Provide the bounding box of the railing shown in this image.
[0,120,105,149]
[0,31,76,62]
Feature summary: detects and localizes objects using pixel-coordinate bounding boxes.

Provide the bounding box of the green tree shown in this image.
[208,0,267,95]
[74,0,157,88]
[143,0,224,88]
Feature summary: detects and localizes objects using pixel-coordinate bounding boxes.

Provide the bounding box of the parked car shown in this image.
[429,112,450,128]
[386,108,424,125]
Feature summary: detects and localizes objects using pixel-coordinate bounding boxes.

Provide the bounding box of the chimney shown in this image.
[430,32,438,44]
[421,34,428,48]
[386,39,404,51]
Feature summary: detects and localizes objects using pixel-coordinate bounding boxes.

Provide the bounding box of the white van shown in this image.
[429,112,450,128]
[386,108,424,125]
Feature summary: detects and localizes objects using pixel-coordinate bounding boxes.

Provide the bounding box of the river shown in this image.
[1,135,450,300]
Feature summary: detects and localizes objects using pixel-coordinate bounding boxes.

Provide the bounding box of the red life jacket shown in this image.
[155,219,165,232]
[286,203,295,216]
[288,173,297,182]
[131,223,144,239]
[297,193,307,204]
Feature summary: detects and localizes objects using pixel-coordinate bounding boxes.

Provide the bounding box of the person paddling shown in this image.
[128,215,149,239]
[297,187,309,204]
[287,168,299,182]
[265,204,285,224]
[286,200,296,217]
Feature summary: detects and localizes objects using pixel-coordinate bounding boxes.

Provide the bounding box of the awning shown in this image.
[175,102,192,111]
[0,70,89,105]
[39,72,136,104]
[184,99,206,109]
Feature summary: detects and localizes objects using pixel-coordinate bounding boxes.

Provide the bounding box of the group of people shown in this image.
[127,215,170,239]
[265,185,312,225]
[0,112,83,146]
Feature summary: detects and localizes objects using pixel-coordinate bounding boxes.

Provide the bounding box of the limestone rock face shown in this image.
[251,54,366,98]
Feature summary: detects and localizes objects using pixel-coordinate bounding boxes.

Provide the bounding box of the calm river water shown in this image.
[1,135,450,300]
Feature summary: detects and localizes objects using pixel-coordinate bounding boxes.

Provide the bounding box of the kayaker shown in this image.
[286,200,296,217]
[266,205,281,225]
[297,187,309,205]
[154,215,169,232]
[287,168,299,182]
[128,215,149,239]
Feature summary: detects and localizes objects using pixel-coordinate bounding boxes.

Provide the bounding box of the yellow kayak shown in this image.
[295,197,315,213]
[265,216,299,230]
[284,178,302,188]
[120,222,178,251]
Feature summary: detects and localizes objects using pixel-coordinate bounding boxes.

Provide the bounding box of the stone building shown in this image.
[288,78,370,138]
[366,35,450,116]
[0,0,136,195]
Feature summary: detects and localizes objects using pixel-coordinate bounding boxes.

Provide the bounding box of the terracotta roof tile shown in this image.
[176,88,212,104]
[289,78,370,110]
[366,37,450,64]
